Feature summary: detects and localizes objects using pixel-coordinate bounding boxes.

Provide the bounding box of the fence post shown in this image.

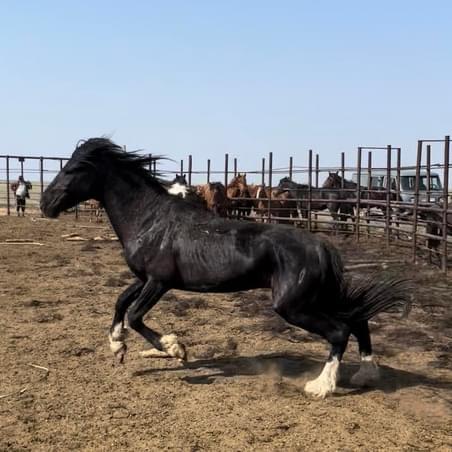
[356,147,362,242]
[426,145,431,201]
[289,156,293,180]
[314,154,319,229]
[425,145,432,262]
[19,157,24,177]
[442,136,450,272]
[366,151,372,237]
[268,152,273,222]
[412,140,423,263]
[207,159,211,183]
[308,150,312,232]
[386,145,392,247]
[315,154,319,188]
[188,155,192,186]
[39,157,44,217]
[6,156,10,216]
[261,158,265,186]
[234,158,237,177]
[39,157,44,195]
[224,154,229,188]
[180,159,184,177]
[341,152,345,189]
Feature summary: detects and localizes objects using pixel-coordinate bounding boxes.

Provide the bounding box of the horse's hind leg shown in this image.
[274,295,350,398]
[350,321,380,386]
[127,279,186,361]
[109,280,144,362]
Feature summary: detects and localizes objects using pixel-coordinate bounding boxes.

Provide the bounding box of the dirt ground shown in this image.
[0,215,451,451]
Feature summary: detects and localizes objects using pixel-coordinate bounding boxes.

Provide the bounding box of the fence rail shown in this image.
[1,136,451,271]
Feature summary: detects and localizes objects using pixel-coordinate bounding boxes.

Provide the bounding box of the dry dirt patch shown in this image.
[0,216,451,451]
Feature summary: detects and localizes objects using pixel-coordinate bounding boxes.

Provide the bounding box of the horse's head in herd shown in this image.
[168,174,189,198]
[275,176,296,196]
[172,174,188,186]
[323,171,342,189]
[227,173,248,193]
[40,138,159,218]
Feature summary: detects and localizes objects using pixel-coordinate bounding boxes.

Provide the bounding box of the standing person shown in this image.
[11,175,32,216]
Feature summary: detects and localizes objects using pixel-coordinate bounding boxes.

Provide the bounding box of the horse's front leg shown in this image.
[127,279,187,362]
[109,280,144,363]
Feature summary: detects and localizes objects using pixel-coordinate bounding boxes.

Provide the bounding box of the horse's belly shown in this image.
[177,258,271,292]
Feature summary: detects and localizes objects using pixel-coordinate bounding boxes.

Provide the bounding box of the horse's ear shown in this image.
[335,171,339,175]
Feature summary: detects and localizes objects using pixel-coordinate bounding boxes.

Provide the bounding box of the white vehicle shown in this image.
[352,170,443,203]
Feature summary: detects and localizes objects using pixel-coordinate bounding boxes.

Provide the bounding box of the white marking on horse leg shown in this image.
[304,356,339,398]
[350,354,380,387]
[111,323,127,341]
[160,334,187,361]
[139,348,172,358]
[108,323,128,362]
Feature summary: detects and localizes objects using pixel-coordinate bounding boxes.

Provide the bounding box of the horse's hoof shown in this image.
[304,378,335,399]
[160,334,187,361]
[109,329,128,363]
[350,360,380,387]
[116,344,127,364]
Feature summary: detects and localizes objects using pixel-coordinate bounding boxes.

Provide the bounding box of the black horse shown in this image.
[322,172,396,217]
[41,138,410,398]
[276,177,352,229]
[165,174,206,208]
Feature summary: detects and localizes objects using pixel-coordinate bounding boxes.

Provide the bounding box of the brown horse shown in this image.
[227,174,253,218]
[248,184,297,223]
[196,182,229,217]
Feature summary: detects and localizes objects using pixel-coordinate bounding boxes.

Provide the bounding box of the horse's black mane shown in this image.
[74,137,167,191]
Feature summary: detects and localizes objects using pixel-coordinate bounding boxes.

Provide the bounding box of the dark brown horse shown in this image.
[322,172,396,217]
[276,177,351,229]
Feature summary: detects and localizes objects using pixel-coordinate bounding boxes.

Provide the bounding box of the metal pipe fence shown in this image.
[1,136,451,271]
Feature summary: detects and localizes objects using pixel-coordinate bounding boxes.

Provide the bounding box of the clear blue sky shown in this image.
[1,0,451,181]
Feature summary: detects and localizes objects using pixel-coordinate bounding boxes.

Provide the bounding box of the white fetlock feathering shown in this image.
[108,324,128,358]
[160,334,187,361]
[304,357,340,398]
[350,355,380,387]
[111,323,128,341]
[139,348,172,358]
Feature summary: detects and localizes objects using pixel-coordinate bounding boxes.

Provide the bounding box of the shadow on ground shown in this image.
[132,352,452,395]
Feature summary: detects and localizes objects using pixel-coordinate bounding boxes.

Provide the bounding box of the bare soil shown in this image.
[0,215,451,451]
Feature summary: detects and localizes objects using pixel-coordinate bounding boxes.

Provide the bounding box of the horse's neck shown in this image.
[101,171,165,245]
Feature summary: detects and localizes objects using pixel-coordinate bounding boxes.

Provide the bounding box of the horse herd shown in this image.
[82,170,450,254]
[162,172,392,227]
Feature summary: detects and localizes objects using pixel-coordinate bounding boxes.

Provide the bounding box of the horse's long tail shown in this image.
[335,276,412,322]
